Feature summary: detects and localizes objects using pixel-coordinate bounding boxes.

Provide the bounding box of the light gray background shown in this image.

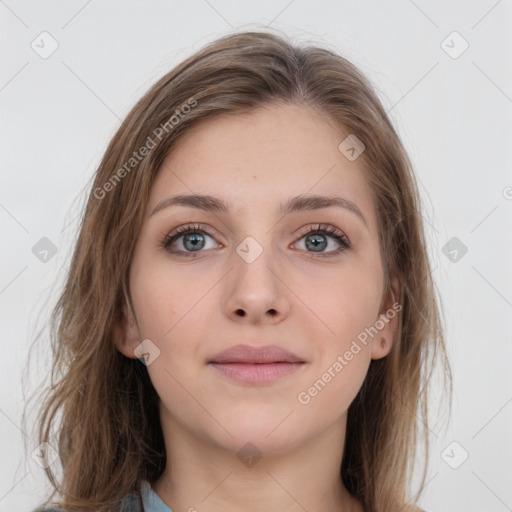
[1,1,511,511]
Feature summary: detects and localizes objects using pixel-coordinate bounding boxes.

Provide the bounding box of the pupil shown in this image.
[306,234,326,252]
[184,233,204,251]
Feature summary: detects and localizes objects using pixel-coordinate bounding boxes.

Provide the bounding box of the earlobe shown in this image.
[371,337,390,360]
[112,304,140,359]
[371,275,401,360]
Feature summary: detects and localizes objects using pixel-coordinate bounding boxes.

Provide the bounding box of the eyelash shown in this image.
[161,223,351,258]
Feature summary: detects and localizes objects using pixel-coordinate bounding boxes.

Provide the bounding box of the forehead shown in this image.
[149,103,377,228]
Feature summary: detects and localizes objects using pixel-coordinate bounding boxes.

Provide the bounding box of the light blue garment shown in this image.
[140,480,173,512]
[35,480,173,512]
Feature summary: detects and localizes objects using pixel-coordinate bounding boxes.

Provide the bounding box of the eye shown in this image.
[161,223,220,255]
[292,223,351,257]
[161,222,351,258]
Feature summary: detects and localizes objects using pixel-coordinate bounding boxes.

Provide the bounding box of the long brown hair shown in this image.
[26,28,452,512]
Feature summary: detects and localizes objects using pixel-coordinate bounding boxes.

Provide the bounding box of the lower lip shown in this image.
[209,362,305,384]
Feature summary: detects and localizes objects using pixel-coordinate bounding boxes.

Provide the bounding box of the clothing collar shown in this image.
[140,480,172,512]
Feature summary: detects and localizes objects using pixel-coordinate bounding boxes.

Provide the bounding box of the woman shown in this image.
[30,29,451,512]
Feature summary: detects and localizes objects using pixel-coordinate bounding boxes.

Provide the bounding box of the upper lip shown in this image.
[209,344,305,364]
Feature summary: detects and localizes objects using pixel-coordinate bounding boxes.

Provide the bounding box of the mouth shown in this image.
[208,361,305,384]
[208,344,306,385]
[208,344,304,364]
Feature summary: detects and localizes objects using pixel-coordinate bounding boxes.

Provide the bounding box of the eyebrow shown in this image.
[150,193,368,228]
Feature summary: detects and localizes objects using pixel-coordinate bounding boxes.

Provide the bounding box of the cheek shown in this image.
[297,349,371,421]
[129,254,207,339]
[299,263,383,346]
[298,265,381,412]
[296,272,378,413]
[128,253,212,379]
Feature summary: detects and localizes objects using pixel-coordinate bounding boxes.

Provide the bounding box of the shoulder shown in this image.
[119,489,143,511]
[31,489,142,512]
[31,509,65,512]
[31,508,66,512]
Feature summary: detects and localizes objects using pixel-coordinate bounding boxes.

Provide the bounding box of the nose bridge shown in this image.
[223,229,290,323]
[234,231,279,292]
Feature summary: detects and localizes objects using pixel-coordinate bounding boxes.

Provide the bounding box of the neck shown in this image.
[152,411,363,512]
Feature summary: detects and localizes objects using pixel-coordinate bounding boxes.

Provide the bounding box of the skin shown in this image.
[115,103,399,512]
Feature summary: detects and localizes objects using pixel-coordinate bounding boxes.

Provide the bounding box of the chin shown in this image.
[207,414,305,455]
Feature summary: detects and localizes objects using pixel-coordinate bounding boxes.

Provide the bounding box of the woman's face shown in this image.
[116,103,398,455]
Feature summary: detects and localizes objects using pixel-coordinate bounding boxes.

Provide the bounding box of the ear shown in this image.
[112,303,140,359]
[371,275,401,360]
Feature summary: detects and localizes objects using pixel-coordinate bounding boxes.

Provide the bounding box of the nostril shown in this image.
[234,308,277,317]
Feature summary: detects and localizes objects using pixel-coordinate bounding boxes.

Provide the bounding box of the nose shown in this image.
[222,241,290,325]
